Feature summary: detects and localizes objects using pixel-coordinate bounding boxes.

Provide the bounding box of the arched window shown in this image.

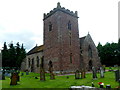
[88,45,92,58]
[68,21,71,30]
[49,22,52,31]
[28,58,30,67]
[40,56,44,68]
[37,56,39,67]
[32,58,34,65]
[70,53,72,63]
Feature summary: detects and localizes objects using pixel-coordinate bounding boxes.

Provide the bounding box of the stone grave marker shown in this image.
[115,70,120,82]
[75,70,80,79]
[10,72,18,85]
[81,69,85,79]
[40,58,45,81]
[92,67,97,79]
[48,61,55,80]
[100,67,104,78]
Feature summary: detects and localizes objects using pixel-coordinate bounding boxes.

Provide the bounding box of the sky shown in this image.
[0,0,119,52]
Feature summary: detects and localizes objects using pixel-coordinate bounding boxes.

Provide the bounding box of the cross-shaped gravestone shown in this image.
[100,67,104,78]
[92,67,97,79]
[48,61,55,80]
[75,70,80,79]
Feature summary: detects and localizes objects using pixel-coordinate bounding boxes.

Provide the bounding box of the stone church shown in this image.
[21,2,101,73]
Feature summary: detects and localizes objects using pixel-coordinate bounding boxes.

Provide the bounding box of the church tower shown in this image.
[43,2,80,72]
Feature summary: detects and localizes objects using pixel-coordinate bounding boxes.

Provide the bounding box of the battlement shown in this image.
[43,2,78,20]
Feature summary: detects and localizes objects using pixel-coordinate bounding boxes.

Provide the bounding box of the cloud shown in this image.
[0,29,41,51]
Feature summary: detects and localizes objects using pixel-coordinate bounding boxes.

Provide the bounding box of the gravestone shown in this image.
[10,72,18,85]
[48,61,55,80]
[100,67,104,78]
[40,58,45,81]
[81,69,85,79]
[75,70,80,79]
[115,70,120,82]
[92,67,97,79]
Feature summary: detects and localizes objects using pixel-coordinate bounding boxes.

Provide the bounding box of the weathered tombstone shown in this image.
[48,61,55,80]
[75,70,80,79]
[115,70,120,82]
[100,67,104,78]
[40,57,45,81]
[40,68,45,81]
[81,69,85,79]
[10,72,18,85]
[92,67,97,79]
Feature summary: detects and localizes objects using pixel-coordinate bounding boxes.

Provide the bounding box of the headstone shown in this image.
[40,68,45,81]
[81,69,85,79]
[92,67,97,79]
[75,70,80,79]
[115,70,120,82]
[10,72,18,85]
[40,58,45,81]
[48,61,55,80]
[100,67,104,78]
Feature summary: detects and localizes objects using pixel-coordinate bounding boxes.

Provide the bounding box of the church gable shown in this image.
[80,33,101,70]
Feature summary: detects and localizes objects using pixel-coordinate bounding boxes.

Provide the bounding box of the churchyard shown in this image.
[1,67,120,89]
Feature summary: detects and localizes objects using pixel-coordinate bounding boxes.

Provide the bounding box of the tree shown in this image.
[2,42,26,69]
[97,41,120,66]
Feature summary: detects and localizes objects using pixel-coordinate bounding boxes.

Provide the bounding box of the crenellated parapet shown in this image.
[43,2,78,20]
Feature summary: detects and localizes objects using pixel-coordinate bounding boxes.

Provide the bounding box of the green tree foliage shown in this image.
[97,41,120,66]
[2,42,26,69]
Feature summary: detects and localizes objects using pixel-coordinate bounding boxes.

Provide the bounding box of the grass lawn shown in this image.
[1,71,119,88]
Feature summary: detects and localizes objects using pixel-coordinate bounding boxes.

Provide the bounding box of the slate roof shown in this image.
[27,45,44,55]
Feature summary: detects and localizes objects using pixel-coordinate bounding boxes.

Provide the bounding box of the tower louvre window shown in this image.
[49,22,52,31]
[68,21,71,30]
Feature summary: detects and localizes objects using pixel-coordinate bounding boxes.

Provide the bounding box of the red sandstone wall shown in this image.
[43,11,80,72]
